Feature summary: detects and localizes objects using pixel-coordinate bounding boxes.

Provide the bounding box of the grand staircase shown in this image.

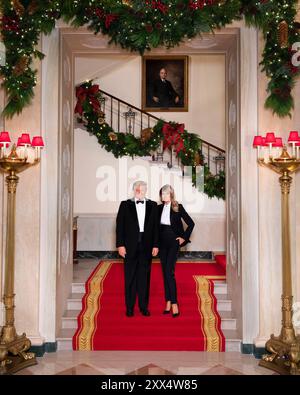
[76,88,226,178]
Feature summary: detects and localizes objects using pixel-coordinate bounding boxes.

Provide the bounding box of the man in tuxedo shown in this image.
[116,181,159,317]
[151,67,180,107]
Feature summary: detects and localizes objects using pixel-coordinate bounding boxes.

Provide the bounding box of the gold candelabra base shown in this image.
[0,146,40,374]
[259,295,300,375]
[257,147,300,375]
[260,335,300,375]
[0,333,37,375]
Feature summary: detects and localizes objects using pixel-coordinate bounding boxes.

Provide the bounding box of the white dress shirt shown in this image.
[160,202,171,225]
[135,197,146,232]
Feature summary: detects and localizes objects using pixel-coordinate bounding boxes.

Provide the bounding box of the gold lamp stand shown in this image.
[0,146,40,375]
[258,146,300,375]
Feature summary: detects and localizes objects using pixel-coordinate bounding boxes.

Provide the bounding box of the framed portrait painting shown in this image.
[142,56,189,112]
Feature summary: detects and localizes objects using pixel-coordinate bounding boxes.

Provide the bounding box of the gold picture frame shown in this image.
[142,55,189,112]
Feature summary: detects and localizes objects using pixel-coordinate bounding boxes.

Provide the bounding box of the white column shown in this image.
[238,21,260,345]
[39,30,60,343]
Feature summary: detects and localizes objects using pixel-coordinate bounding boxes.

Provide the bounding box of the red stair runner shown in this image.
[73,260,225,351]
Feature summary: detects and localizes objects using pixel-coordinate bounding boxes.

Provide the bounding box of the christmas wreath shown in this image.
[75,80,225,200]
[0,0,299,119]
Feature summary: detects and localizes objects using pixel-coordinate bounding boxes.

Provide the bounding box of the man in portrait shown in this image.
[151,67,180,107]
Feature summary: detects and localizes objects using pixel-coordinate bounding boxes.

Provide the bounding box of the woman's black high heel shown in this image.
[171,303,180,318]
[163,302,171,314]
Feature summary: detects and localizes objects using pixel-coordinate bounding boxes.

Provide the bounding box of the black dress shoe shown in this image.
[140,309,150,316]
[126,309,134,317]
[163,310,171,315]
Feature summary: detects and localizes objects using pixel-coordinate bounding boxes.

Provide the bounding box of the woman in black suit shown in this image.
[158,184,195,317]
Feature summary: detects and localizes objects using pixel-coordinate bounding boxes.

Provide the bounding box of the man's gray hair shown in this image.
[132,180,147,190]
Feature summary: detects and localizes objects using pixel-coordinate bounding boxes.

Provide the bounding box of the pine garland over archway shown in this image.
[0,0,300,119]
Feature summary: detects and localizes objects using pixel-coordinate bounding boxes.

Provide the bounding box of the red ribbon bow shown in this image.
[162,123,185,153]
[75,84,100,116]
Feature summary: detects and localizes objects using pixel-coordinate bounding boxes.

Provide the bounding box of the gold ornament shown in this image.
[122,0,133,7]
[194,152,203,166]
[27,0,39,15]
[12,56,29,76]
[97,110,105,118]
[140,127,153,145]
[12,0,25,16]
[97,110,106,125]
[108,132,118,141]
[278,20,289,48]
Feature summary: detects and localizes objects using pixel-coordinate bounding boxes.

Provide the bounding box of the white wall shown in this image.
[75,54,226,149]
[74,127,226,251]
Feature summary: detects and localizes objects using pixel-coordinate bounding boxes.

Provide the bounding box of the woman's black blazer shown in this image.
[158,203,195,248]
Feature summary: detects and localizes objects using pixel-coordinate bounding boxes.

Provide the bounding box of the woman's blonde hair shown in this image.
[159,184,179,212]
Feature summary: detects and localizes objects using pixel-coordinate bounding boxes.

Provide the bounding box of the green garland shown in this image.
[0,0,299,119]
[76,80,225,200]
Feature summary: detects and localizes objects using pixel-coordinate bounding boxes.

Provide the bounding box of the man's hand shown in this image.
[152,247,159,257]
[153,96,159,103]
[176,237,185,245]
[175,96,179,104]
[118,246,126,258]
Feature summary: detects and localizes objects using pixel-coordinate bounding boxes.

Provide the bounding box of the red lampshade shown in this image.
[31,136,44,147]
[253,136,263,147]
[265,132,276,144]
[273,137,283,148]
[0,131,11,143]
[288,131,299,142]
[17,137,23,147]
[261,137,268,147]
[19,133,31,145]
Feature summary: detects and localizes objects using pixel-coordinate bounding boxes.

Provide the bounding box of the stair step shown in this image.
[62,308,235,330]
[222,330,242,352]
[62,314,236,330]
[71,282,227,295]
[67,293,231,311]
[57,328,241,352]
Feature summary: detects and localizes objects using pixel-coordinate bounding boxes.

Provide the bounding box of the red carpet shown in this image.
[215,255,226,272]
[73,260,225,351]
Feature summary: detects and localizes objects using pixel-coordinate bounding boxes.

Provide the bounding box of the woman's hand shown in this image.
[176,237,185,245]
[152,247,159,257]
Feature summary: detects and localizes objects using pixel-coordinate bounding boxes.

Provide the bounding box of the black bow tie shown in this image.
[136,200,144,204]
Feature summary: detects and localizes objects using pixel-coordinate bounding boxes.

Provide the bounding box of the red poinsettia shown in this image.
[162,123,185,153]
[94,7,118,29]
[189,0,215,10]
[1,15,20,32]
[146,0,168,14]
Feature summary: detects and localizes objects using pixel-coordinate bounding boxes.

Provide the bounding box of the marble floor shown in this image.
[16,351,275,375]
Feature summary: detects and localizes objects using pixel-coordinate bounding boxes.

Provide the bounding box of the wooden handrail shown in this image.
[100,89,161,121]
[100,89,225,155]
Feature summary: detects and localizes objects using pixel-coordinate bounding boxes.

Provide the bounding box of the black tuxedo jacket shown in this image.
[116,199,159,257]
[158,203,195,248]
[152,79,179,107]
